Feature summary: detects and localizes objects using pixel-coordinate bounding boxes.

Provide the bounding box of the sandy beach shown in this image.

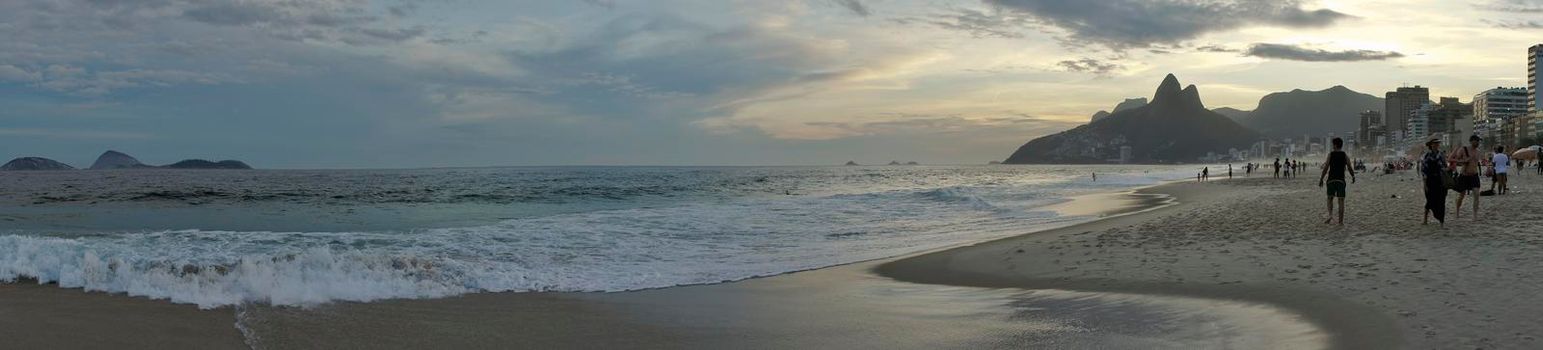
[882,168,1543,349]
[6,168,1543,349]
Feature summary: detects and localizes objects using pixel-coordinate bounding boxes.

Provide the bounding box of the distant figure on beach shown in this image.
[1451,135,1483,220]
[1202,167,1209,182]
[1092,172,1097,182]
[1228,164,1233,179]
[1492,146,1509,195]
[1273,158,1281,178]
[1420,138,1447,225]
[1318,138,1355,225]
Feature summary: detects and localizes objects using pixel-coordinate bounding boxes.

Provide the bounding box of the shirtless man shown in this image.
[1451,135,1483,220]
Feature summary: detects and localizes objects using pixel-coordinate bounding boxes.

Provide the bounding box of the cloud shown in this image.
[829,0,872,16]
[0,65,41,82]
[178,1,429,46]
[1476,0,1543,12]
[983,0,1353,49]
[1196,44,1239,53]
[0,128,152,140]
[1056,58,1123,76]
[35,65,237,95]
[802,114,1059,137]
[1243,43,1404,62]
[1489,20,1543,29]
[580,0,616,9]
[895,8,1032,39]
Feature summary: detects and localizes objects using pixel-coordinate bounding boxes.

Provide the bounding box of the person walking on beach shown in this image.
[1318,138,1355,225]
[1420,139,1448,226]
[1273,158,1281,178]
[1202,167,1209,182]
[1492,146,1510,195]
[1228,164,1233,179]
[1451,135,1483,220]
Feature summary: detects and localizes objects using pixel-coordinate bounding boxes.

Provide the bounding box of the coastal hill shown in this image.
[1212,107,1251,121]
[1,157,76,171]
[1225,86,1382,139]
[1089,98,1148,122]
[88,150,150,170]
[1005,74,1259,164]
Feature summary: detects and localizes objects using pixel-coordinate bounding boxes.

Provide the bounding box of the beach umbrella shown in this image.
[1517,147,1540,160]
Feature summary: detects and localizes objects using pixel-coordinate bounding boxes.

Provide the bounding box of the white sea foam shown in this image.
[0,166,1202,308]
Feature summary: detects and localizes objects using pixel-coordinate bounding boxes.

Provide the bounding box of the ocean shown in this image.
[0,165,1207,308]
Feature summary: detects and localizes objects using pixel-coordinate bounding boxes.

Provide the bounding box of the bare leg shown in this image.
[1324,196,1333,224]
[1336,197,1345,225]
[1473,190,1480,220]
[1454,193,1465,220]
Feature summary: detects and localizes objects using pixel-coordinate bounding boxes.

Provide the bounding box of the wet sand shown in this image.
[14,170,1538,348]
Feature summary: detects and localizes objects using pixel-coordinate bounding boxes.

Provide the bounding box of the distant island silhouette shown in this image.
[2,150,253,171]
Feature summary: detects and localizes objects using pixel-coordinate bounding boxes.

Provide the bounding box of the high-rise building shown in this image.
[1358,110,1382,147]
[1385,86,1430,142]
[1407,102,1434,143]
[1530,45,1543,112]
[1473,87,1528,122]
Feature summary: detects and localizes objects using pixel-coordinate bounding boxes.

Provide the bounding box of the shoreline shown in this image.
[873,179,1402,350]
[18,171,1541,348]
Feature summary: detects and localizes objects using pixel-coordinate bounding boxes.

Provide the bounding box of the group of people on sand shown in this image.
[1269,158,1311,179]
[1285,134,1529,227]
[1416,135,1518,226]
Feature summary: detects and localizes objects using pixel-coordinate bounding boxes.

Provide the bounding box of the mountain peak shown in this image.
[1181,85,1204,109]
[1153,74,1183,103]
[90,150,147,170]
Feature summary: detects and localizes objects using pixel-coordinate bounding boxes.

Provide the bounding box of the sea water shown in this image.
[0,165,1206,308]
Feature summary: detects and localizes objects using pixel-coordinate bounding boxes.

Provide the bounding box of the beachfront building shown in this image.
[1358,110,1383,149]
[1406,103,1433,144]
[1436,98,1473,146]
[1386,86,1431,144]
[1514,115,1543,147]
[1475,118,1508,148]
[1530,45,1543,112]
[1474,87,1528,122]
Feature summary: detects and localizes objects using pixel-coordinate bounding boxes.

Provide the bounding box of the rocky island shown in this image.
[1,151,254,171]
[88,150,151,170]
[0,157,76,171]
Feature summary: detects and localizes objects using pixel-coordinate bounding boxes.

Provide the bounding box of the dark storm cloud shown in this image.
[1243,43,1403,62]
[981,0,1352,49]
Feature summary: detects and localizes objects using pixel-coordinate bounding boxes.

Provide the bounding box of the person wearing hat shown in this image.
[1419,138,1448,225]
[1451,134,1483,220]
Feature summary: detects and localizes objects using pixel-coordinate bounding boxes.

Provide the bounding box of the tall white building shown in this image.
[1531,45,1543,112]
[1407,102,1433,143]
[1474,87,1528,122]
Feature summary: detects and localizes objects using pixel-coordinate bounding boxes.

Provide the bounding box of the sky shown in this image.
[1,0,1541,168]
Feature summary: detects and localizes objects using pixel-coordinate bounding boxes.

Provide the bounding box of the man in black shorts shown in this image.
[1318,137,1356,225]
[1451,135,1483,220]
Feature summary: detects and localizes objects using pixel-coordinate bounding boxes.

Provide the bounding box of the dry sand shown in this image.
[881,168,1543,349]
